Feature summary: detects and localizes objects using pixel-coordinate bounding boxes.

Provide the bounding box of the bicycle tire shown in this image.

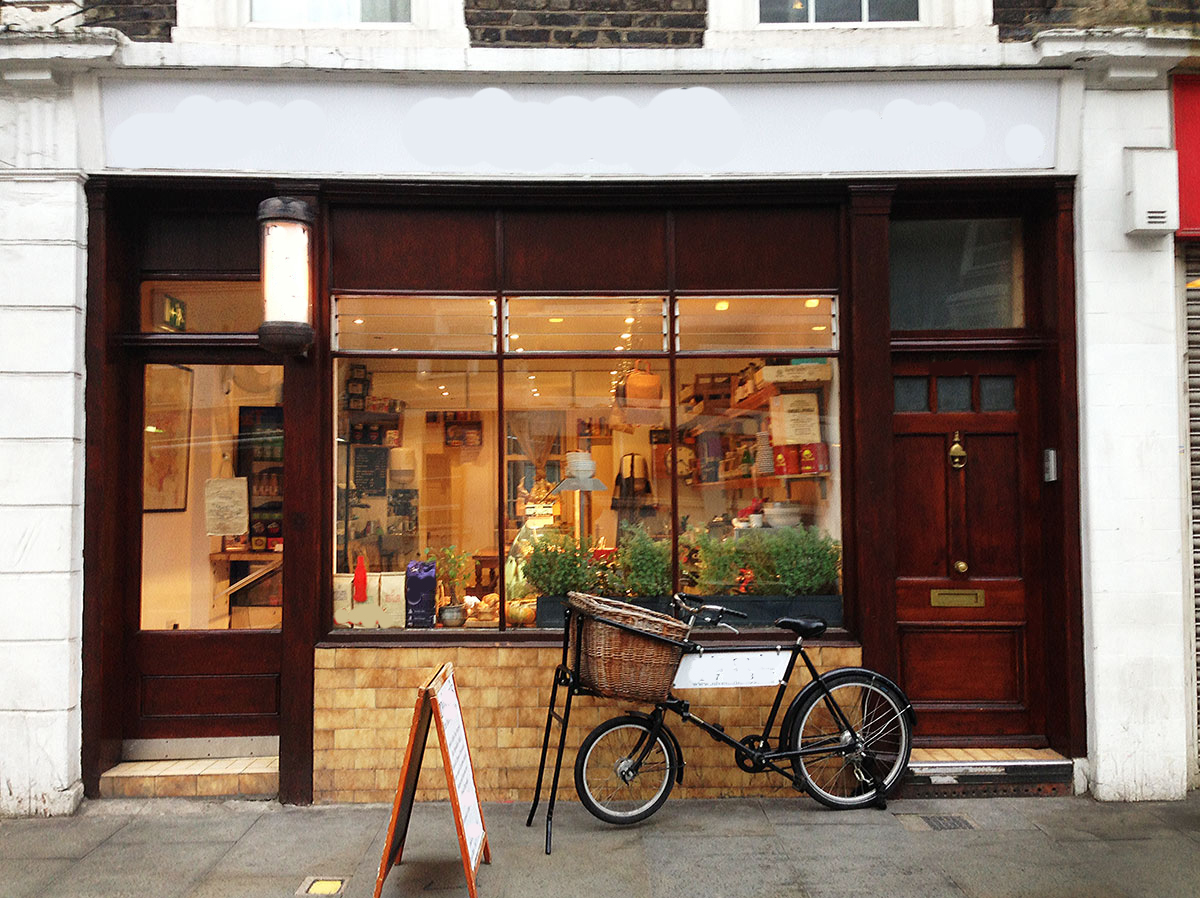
[789,671,913,810]
[574,715,679,825]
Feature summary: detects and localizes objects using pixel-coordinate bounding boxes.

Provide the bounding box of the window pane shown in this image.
[893,376,929,412]
[335,295,496,352]
[252,0,410,23]
[814,0,862,21]
[676,357,843,626]
[868,0,918,20]
[141,364,285,630]
[505,296,665,353]
[760,0,807,22]
[980,375,1016,411]
[505,360,670,628]
[677,295,835,353]
[936,376,972,412]
[334,359,499,630]
[889,220,1025,331]
[140,281,262,334]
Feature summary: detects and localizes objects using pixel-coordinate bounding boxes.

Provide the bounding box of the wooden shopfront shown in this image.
[82,178,1085,803]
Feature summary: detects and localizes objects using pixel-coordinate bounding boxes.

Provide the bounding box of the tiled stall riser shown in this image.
[312,644,859,804]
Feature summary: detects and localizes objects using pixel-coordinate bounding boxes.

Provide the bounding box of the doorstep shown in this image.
[902,747,1074,798]
[98,756,279,799]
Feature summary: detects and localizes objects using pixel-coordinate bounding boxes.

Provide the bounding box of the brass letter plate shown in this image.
[930,589,985,607]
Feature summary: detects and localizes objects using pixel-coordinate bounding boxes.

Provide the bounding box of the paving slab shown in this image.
[0,813,133,860]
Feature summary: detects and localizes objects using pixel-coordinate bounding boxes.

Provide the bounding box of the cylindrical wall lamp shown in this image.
[258,196,315,356]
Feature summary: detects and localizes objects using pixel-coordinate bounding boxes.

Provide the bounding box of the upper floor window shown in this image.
[760,0,918,23]
[251,0,412,24]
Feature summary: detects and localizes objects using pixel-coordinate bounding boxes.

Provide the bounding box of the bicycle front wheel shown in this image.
[790,672,913,809]
[574,715,678,825]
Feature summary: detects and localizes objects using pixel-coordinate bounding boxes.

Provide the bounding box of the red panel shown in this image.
[966,434,1021,576]
[1176,76,1200,236]
[141,674,279,718]
[503,209,667,291]
[330,206,497,291]
[898,625,1024,703]
[893,434,947,578]
[674,206,841,290]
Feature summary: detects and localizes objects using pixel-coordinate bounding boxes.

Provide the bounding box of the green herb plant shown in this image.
[521,531,600,597]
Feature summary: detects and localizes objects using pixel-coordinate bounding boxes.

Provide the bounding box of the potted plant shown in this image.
[521,531,601,627]
[425,544,472,606]
[683,525,842,626]
[614,523,672,613]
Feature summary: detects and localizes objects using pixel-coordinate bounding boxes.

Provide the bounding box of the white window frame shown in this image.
[175,0,468,48]
[708,0,991,42]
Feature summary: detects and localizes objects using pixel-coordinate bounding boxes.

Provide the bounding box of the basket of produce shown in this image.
[566,592,690,702]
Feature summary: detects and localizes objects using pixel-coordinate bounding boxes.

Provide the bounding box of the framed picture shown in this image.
[143,364,194,512]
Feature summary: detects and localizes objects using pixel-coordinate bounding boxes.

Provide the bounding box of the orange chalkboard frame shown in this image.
[374,663,491,898]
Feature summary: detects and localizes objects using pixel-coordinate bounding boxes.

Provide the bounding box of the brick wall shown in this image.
[83,1,175,42]
[998,0,1200,42]
[464,0,707,48]
[312,643,860,803]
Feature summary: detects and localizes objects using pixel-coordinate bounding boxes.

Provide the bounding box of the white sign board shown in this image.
[101,77,1061,179]
[673,649,791,690]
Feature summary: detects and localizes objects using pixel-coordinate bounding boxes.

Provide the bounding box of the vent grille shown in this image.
[1146,210,1170,226]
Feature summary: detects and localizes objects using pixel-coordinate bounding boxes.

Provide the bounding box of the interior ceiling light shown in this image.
[805,298,821,308]
[528,375,536,380]
[625,317,635,324]
[353,318,364,325]
[549,317,564,323]
[812,325,827,331]
[715,300,730,311]
[614,345,626,351]
[620,332,632,339]
[509,333,520,341]
[1189,278,1200,289]
[390,346,399,351]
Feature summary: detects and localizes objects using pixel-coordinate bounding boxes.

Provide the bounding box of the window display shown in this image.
[330,294,842,631]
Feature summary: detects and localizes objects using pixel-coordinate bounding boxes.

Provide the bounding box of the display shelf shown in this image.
[696,473,828,491]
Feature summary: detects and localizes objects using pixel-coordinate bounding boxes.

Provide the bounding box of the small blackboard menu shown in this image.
[354,446,389,497]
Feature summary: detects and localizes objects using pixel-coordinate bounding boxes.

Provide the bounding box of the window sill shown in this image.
[318,626,858,648]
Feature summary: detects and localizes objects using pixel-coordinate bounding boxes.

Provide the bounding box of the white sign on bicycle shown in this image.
[672,648,791,689]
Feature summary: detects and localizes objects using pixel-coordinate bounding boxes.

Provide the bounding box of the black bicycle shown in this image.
[529,593,915,849]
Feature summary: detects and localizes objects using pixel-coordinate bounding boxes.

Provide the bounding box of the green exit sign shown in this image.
[162,295,186,332]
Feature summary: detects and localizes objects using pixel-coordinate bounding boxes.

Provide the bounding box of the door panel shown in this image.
[131,631,281,739]
[892,356,1045,744]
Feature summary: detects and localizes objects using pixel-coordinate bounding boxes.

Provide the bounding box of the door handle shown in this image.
[954,560,968,574]
[948,431,966,470]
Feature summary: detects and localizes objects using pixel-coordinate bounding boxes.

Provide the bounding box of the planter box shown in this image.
[691,594,842,628]
[535,594,671,628]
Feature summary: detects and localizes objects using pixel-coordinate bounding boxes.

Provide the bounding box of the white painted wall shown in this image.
[1075,87,1192,800]
[0,83,86,815]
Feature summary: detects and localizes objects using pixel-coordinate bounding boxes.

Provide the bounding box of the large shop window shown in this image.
[141,363,285,630]
[760,0,918,24]
[251,0,411,24]
[331,293,841,632]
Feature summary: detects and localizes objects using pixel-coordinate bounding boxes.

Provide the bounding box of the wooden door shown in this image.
[892,355,1046,744]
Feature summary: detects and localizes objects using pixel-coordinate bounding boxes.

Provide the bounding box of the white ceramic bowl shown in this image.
[764,504,803,528]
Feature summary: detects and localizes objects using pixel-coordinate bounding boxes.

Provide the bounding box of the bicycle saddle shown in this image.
[774,617,827,638]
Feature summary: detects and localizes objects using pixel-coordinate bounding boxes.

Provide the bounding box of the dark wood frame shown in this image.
[82,176,1086,808]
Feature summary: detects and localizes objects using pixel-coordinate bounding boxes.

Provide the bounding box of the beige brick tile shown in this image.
[375,688,415,708]
[315,648,335,668]
[356,667,399,688]
[111,776,158,798]
[153,775,198,798]
[313,708,357,730]
[333,728,377,750]
[333,768,376,791]
[313,729,335,750]
[195,774,242,797]
[237,773,278,796]
[315,667,358,690]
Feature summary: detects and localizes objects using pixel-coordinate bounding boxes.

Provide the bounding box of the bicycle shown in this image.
[528,592,915,850]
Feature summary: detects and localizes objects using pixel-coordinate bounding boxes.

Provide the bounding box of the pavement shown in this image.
[2,792,1200,898]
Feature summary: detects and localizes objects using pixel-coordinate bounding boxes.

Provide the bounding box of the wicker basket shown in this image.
[567,592,690,703]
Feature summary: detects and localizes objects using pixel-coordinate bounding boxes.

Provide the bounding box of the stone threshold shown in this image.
[99,756,279,799]
[903,747,1074,798]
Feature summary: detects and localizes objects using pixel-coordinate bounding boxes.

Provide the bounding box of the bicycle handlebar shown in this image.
[671,594,749,622]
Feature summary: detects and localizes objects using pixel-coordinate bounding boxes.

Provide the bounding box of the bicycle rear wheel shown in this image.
[790,672,912,809]
[574,715,678,825]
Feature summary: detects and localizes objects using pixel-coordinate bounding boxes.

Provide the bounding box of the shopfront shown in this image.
[81,76,1085,803]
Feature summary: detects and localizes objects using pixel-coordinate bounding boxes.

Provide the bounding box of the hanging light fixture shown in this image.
[258,196,315,355]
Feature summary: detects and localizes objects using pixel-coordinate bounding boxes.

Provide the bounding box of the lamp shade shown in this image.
[550,450,607,494]
[258,196,315,355]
